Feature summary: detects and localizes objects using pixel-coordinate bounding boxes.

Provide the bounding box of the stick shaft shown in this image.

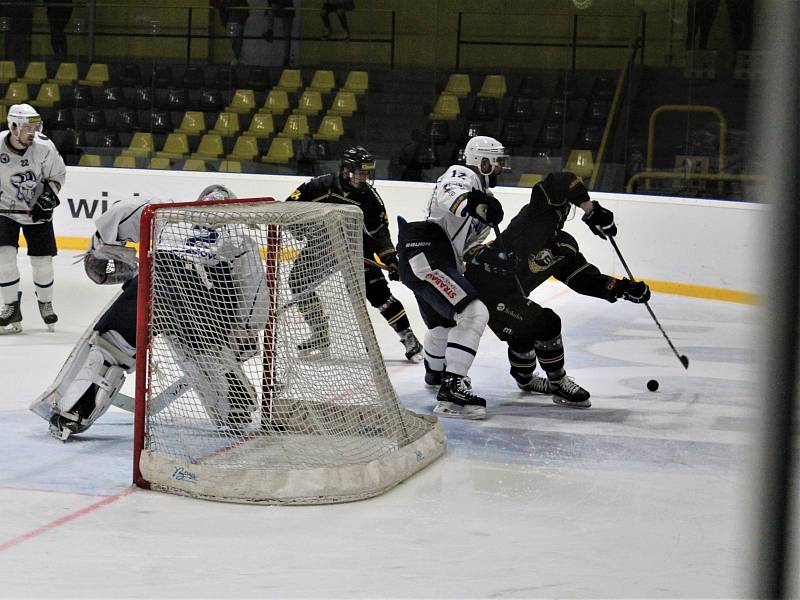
[0,209,29,215]
[608,236,688,369]
[492,225,527,298]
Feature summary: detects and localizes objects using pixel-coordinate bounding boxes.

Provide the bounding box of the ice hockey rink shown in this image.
[0,250,758,598]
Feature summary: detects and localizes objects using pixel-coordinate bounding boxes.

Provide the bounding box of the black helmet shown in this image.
[340,146,376,188]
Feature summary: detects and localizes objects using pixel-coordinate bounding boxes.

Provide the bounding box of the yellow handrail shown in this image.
[646,104,727,193]
[625,170,763,193]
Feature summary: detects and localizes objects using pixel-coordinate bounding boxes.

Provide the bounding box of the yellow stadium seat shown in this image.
[183,158,207,171]
[51,63,78,85]
[517,173,543,187]
[227,135,259,161]
[0,105,7,126]
[242,112,274,139]
[328,91,357,117]
[122,132,155,158]
[0,61,16,84]
[309,70,335,94]
[113,155,137,169]
[275,69,303,93]
[295,89,323,116]
[19,62,46,85]
[148,157,171,170]
[565,149,595,179]
[444,73,470,97]
[343,71,368,95]
[1,82,29,106]
[156,133,190,159]
[79,153,102,167]
[80,63,109,87]
[191,134,224,159]
[278,113,309,139]
[31,83,60,108]
[227,89,256,114]
[175,111,206,135]
[429,93,460,120]
[313,114,344,142]
[218,160,242,173]
[477,74,507,99]
[261,89,289,115]
[209,111,240,137]
[262,137,294,164]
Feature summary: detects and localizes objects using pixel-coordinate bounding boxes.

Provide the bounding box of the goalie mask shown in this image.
[197,184,236,202]
[340,146,376,189]
[8,103,43,148]
[464,135,509,189]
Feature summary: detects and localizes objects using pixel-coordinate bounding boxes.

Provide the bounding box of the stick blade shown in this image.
[680,355,689,369]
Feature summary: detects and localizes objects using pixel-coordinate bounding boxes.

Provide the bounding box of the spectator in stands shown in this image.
[321,0,354,41]
[46,0,73,58]
[212,0,250,65]
[263,0,294,67]
[686,0,720,50]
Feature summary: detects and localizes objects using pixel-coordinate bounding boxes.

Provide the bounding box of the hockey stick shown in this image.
[491,225,527,298]
[608,235,689,370]
[0,209,30,215]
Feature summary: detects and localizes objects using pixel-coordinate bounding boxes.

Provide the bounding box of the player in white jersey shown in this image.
[396,136,514,419]
[0,104,66,334]
[30,184,270,441]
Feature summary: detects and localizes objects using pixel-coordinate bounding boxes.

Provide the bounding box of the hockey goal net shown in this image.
[133,197,445,504]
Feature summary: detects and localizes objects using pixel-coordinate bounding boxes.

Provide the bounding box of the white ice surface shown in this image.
[0,252,760,598]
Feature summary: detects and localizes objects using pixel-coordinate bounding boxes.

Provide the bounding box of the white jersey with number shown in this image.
[0,131,66,225]
[424,164,492,268]
[92,198,268,331]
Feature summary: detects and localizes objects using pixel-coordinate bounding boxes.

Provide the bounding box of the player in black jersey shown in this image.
[463,171,650,409]
[286,146,422,361]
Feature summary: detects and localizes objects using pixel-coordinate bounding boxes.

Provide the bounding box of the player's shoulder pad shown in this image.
[554,229,579,253]
[35,132,51,142]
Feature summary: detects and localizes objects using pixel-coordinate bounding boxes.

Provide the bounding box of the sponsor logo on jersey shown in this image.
[424,271,459,300]
[496,302,523,320]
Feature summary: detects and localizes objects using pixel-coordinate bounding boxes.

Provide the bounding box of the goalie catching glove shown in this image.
[30,183,60,223]
[582,200,616,239]
[605,278,651,304]
[83,244,138,285]
[466,243,518,277]
[465,189,504,227]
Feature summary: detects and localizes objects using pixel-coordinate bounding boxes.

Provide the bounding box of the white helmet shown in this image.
[464,136,509,173]
[8,103,43,134]
[197,184,236,202]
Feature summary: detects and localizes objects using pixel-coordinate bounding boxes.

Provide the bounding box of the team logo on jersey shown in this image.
[528,248,564,273]
[10,170,38,203]
[0,154,8,164]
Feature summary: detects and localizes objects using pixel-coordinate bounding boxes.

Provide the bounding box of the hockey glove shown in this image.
[465,190,504,227]
[468,244,518,277]
[582,200,616,239]
[607,278,651,304]
[382,251,401,281]
[30,185,60,223]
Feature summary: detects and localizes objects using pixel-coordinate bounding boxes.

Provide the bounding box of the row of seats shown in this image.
[0,61,369,96]
[442,72,614,102]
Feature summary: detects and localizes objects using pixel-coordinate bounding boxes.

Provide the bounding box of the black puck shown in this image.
[647,379,659,392]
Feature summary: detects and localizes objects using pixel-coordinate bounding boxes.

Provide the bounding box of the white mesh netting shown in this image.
[135,200,446,504]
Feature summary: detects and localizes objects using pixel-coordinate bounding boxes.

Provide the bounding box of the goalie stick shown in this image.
[608,235,689,370]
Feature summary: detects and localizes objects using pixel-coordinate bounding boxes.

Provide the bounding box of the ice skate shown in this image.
[424,359,444,387]
[297,325,330,359]
[0,291,22,334]
[399,328,423,362]
[38,300,58,332]
[434,373,486,420]
[549,375,591,409]
[513,371,550,394]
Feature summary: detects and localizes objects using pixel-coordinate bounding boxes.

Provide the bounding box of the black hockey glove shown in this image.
[468,244,518,277]
[31,185,60,223]
[382,252,400,281]
[582,200,616,239]
[465,190,504,227]
[607,278,651,304]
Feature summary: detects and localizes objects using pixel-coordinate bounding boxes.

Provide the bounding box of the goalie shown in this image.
[30,185,269,440]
